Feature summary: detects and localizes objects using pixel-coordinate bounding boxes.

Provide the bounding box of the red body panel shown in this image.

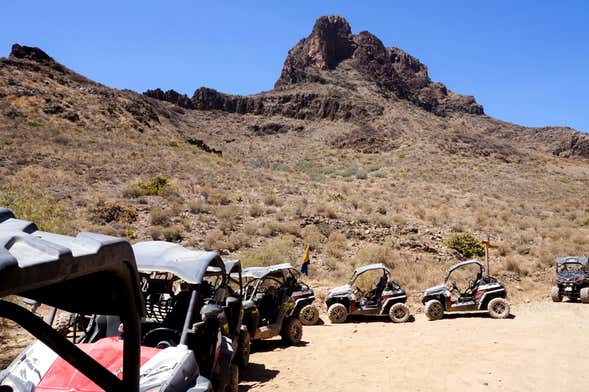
[36,337,159,392]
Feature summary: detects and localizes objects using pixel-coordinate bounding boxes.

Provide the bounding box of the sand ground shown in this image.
[240,301,589,392]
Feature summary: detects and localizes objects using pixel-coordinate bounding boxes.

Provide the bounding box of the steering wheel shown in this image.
[142,327,180,348]
[354,287,365,296]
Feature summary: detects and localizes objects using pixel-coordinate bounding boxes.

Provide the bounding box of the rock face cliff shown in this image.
[275,15,484,116]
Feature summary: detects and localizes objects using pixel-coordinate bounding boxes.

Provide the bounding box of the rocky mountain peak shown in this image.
[275,15,484,116]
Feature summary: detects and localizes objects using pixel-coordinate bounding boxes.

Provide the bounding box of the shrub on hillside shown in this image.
[444,232,485,258]
[125,175,176,197]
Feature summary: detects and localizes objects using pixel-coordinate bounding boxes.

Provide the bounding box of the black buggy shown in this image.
[551,257,589,303]
[239,263,311,345]
[324,263,410,323]
[0,208,211,392]
[132,241,247,392]
[421,260,510,320]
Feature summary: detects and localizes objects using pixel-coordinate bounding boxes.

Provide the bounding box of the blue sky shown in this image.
[2,1,588,131]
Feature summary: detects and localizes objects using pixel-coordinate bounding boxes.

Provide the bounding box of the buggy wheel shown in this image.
[54,312,72,335]
[488,298,510,319]
[281,317,303,345]
[424,300,444,321]
[327,303,348,324]
[388,303,410,323]
[236,328,250,369]
[225,364,239,392]
[299,304,319,325]
[581,288,589,304]
[551,286,562,302]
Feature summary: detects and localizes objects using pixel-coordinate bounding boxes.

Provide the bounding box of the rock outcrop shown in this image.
[191,87,382,121]
[144,88,194,109]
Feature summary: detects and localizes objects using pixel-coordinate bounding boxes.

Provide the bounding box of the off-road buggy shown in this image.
[421,259,510,320]
[551,257,589,303]
[132,241,244,391]
[0,207,212,392]
[239,263,315,345]
[325,263,410,323]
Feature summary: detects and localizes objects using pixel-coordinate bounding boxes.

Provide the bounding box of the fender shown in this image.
[477,288,506,310]
[379,295,407,315]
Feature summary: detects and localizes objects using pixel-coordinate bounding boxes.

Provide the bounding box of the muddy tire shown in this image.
[424,300,444,321]
[581,287,589,304]
[236,328,250,369]
[54,312,72,335]
[551,286,562,302]
[225,364,239,392]
[388,302,410,323]
[327,303,348,324]
[299,304,319,325]
[488,297,510,319]
[281,317,303,345]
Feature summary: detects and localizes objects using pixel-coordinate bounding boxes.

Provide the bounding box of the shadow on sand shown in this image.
[238,362,280,391]
[441,311,516,320]
[251,339,309,353]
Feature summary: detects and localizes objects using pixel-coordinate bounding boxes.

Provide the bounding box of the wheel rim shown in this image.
[493,302,505,314]
[301,307,316,323]
[333,307,345,321]
[393,307,406,320]
[430,303,442,319]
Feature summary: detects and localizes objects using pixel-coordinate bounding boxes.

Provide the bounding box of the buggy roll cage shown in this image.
[0,208,144,392]
[348,263,391,285]
[224,259,243,297]
[241,263,300,300]
[132,241,228,345]
[444,260,485,282]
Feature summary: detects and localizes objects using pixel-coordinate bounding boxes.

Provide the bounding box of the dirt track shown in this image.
[240,301,589,392]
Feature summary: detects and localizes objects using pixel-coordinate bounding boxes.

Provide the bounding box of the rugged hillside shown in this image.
[1,15,589,308]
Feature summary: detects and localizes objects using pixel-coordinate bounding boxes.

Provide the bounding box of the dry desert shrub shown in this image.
[301,226,324,249]
[239,235,297,268]
[150,207,174,226]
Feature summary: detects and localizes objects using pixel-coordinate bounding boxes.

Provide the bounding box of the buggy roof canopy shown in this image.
[0,208,143,316]
[223,258,241,275]
[242,263,295,279]
[132,241,225,284]
[556,256,589,265]
[0,208,144,391]
[353,263,390,275]
[448,259,484,274]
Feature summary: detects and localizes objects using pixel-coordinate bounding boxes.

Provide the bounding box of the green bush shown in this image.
[125,175,175,197]
[444,232,485,258]
[0,185,72,234]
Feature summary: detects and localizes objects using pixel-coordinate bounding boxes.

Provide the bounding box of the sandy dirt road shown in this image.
[240,301,589,392]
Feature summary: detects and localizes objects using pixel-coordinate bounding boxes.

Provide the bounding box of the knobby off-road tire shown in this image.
[424,300,444,321]
[236,328,250,369]
[551,286,562,302]
[580,287,589,304]
[225,364,239,392]
[299,304,320,325]
[327,303,348,324]
[281,317,303,345]
[54,312,73,335]
[488,297,510,319]
[388,302,411,323]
